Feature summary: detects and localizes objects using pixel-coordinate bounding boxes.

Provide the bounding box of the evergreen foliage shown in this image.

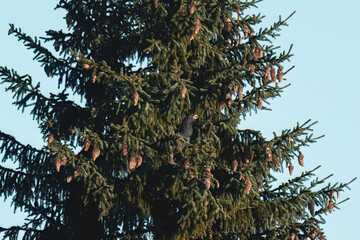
[0,0,356,239]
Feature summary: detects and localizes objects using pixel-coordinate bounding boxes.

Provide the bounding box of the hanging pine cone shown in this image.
[232,160,238,172]
[258,97,263,109]
[83,139,90,151]
[328,199,334,213]
[288,135,291,144]
[82,63,89,69]
[47,134,54,144]
[237,85,243,101]
[190,19,201,40]
[133,92,139,106]
[289,164,294,175]
[205,176,211,189]
[129,157,137,172]
[245,177,251,194]
[92,148,100,161]
[74,165,81,178]
[331,190,335,198]
[309,201,315,216]
[91,71,96,83]
[168,154,175,165]
[243,26,249,39]
[136,155,143,168]
[189,4,195,15]
[66,175,73,183]
[225,18,232,31]
[122,142,128,156]
[337,190,340,198]
[180,86,187,99]
[277,68,283,82]
[248,64,255,73]
[233,85,239,93]
[290,232,296,240]
[227,98,232,107]
[270,67,276,82]
[298,152,304,166]
[204,166,211,175]
[54,157,62,172]
[265,145,271,156]
[184,159,190,169]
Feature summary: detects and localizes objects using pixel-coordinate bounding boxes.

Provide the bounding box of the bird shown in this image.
[176,114,198,150]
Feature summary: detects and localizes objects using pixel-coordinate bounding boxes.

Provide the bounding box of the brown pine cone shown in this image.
[136,155,143,168]
[245,177,251,194]
[180,86,187,99]
[298,152,304,166]
[289,164,294,175]
[278,68,283,82]
[133,92,139,106]
[225,18,232,31]
[92,148,101,161]
[129,157,137,172]
[122,142,128,156]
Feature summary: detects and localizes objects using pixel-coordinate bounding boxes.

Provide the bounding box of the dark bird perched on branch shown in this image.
[176,114,198,150]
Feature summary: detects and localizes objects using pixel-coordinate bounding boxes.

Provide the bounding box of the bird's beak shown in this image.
[193,115,198,119]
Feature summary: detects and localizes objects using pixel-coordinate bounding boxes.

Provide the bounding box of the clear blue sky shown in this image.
[0,0,359,239]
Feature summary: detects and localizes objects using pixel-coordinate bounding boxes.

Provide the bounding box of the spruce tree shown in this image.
[0,0,356,239]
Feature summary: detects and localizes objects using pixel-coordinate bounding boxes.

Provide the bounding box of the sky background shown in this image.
[0,0,359,239]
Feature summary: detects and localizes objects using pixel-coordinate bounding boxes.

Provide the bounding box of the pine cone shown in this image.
[133,92,139,106]
[91,71,96,83]
[83,139,90,151]
[205,177,211,189]
[309,201,315,216]
[129,157,137,172]
[54,157,62,172]
[190,19,201,40]
[136,155,143,168]
[232,160,238,172]
[189,4,195,15]
[258,97,263,109]
[328,200,334,213]
[245,177,251,194]
[289,164,294,175]
[225,18,232,31]
[270,67,276,82]
[277,68,283,82]
[168,154,175,165]
[48,134,54,144]
[74,165,81,178]
[331,190,334,198]
[92,148,100,161]
[298,152,304,166]
[265,146,271,155]
[227,98,232,107]
[248,64,255,73]
[337,190,340,199]
[243,26,249,39]
[66,175,73,183]
[290,232,296,240]
[180,86,187,99]
[237,85,243,101]
[184,159,190,169]
[82,63,89,69]
[122,142,128,156]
